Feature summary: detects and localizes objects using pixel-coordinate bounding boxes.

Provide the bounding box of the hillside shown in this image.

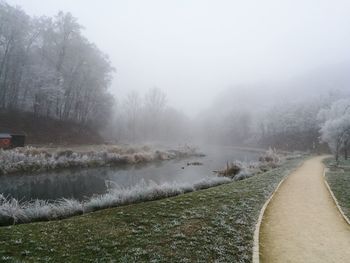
[0,111,103,145]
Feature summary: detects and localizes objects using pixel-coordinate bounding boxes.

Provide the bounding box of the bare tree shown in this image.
[124,91,141,142]
[143,87,167,140]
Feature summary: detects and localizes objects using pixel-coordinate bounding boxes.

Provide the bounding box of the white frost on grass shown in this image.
[0,195,84,225]
[0,145,203,175]
[0,177,230,225]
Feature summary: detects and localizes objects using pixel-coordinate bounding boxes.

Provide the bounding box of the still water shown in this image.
[0,147,260,201]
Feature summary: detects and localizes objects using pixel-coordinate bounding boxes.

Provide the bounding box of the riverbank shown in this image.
[0,157,303,262]
[0,144,203,175]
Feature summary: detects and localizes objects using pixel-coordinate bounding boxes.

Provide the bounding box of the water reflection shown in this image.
[0,147,260,201]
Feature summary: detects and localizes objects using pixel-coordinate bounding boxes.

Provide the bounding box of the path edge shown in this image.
[323,168,350,226]
[252,159,306,263]
[252,177,286,263]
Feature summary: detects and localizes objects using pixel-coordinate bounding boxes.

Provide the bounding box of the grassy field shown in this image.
[325,158,350,219]
[0,158,302,263]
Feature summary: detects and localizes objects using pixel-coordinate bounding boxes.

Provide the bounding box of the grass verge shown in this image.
[0,158,303,263]
[324,158,350,219]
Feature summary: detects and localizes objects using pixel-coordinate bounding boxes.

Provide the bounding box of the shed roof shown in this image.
[0,133,11,139]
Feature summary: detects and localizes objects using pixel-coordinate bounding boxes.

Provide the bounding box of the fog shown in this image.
[2,2,350,255]
[2,0,350,154]
[7,0,350,115]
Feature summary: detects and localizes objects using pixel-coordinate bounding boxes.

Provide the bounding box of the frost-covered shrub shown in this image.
[193,177,231,190]
[258,148,280,164]
[234,171,253,181]
[0,195,27,225]
[215,148,284,181]
[215,162,242,178]
[0,145,203,175]
[0,177,231,225]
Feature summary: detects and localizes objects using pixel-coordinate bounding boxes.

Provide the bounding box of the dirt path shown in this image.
[260,156,350,263]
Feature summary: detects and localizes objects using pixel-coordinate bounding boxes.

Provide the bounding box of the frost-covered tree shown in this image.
[0,2,114,128]
[194,88,337,151]
[318,99,350,162]
[252,94,337,151]
[0,2,32,109]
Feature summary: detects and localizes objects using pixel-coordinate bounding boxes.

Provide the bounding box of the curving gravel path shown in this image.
[260,156,350,263]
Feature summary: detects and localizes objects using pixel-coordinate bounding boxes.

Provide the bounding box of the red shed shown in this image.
[0,133,12,149]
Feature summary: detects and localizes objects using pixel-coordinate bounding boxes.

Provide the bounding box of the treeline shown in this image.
[318,99,350,162]
[257,99,326,151]
[107,88,191,143]
[196,87,350,153]
[0,2,114,126]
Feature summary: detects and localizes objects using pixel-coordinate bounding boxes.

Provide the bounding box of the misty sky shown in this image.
[8,0,350,115]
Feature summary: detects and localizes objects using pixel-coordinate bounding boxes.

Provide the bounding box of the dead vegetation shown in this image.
[214,148,283,180]
[0,145,204,175]
[214,162,241,178]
